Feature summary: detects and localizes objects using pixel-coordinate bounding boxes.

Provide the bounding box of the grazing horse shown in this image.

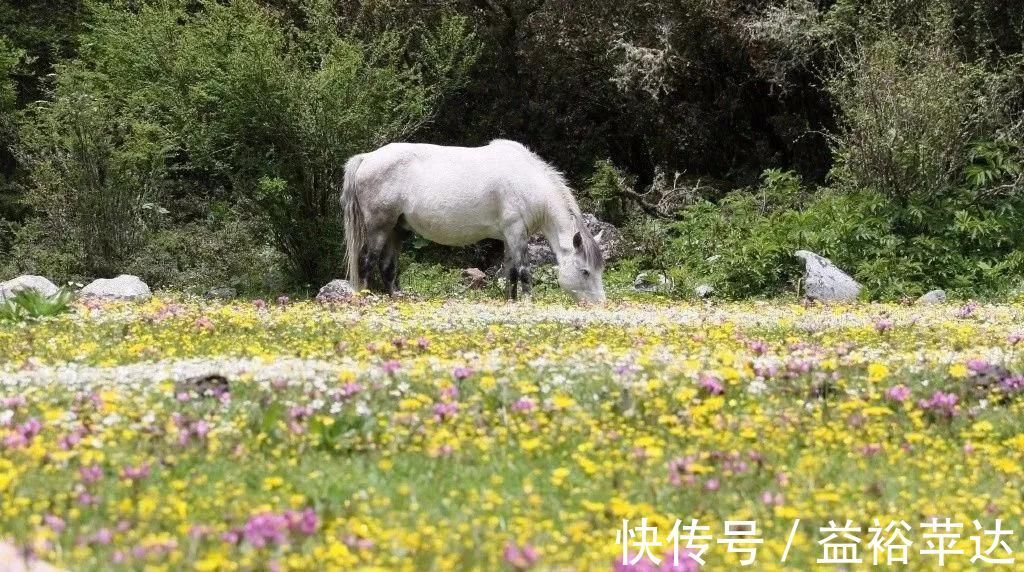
[342,140,606,303]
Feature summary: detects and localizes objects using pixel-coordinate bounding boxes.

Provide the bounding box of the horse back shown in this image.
[349,141,557,244]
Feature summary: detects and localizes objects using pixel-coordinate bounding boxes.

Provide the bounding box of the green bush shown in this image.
[828,38,1009,206]
[126,212,288,295]
[663,162,1024,299]
[824,27,1024,295]
[0,36,19,115]
[13,0,479,287]
[2,217,86,281]
[0,37,24,258]
[620,216,671,270]
[16,91,171,278]
[653,17,1024,300]
[582,159,631,224]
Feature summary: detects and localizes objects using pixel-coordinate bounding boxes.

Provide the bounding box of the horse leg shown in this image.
[359,230,389,293]
[503,226,528,301]
[518,263,532,298]
[506,264,519,301]
[380,229,403,296]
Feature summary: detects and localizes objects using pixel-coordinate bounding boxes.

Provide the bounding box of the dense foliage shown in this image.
[0,0,1022,296]
[4,0,478,288]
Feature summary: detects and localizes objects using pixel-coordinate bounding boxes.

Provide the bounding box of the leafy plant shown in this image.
[756,168,805,213]
[583,159,630,224]
[0,288,72,322]
[965,140,1022,191]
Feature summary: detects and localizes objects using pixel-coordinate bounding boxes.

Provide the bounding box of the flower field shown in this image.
[2,296,1024,571]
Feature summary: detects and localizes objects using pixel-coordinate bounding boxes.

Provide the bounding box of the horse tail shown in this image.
[343,155,366,288]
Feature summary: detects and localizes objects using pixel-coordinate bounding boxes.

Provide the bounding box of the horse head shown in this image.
[557,217,606,304]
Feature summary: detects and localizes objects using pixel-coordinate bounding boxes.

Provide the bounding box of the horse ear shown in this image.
[573,232,583,251]
[594,229,605,244]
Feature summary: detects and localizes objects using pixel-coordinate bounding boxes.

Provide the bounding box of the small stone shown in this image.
[633,271,671,293]
[0,275,59,302]
[916,289,947,305]
[79,275,152,300]
[316,279,355,302]
[205,287,237,300]
[794,250,861,302]
[462,268,487,289]
[695,284,714,298]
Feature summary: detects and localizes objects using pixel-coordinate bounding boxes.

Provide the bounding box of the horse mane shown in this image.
[489,139,583,219]
[489,139,603,268]
[548,171,584,221]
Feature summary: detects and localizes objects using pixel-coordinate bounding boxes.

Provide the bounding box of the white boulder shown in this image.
[0,275,59,302]
[916,289,947,305]
[79,275,152,300]
[316,279,356,302]
[794,250,861,301]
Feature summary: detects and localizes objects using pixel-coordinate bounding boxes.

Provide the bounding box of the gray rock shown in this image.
[794,250,862,301]
[527,242,557,267]
[205,287,238,300]
[316,279,355,302]
[79,275,152,300]
[581,213,624,261]
[633,271,671,293]
[527,213,623,267]
[694,284,715,298]
[0,275,59,302]
[916,289,947,305]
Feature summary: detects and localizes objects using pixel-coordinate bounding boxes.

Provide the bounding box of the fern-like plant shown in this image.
[965,141,1022,191]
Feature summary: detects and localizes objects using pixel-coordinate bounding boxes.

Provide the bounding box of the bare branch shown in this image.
[620,187,680,219]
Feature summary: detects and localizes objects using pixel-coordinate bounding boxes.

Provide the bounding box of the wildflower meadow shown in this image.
[2,295,1024,571]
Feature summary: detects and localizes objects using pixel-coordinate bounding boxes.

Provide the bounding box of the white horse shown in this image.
[342,140,606,302]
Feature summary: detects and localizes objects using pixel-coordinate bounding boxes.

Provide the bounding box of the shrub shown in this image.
[664,180,891,298]
[2,218,85,281]
[664,160,1024,299]
[16,91,171,278]
[820,24,1024,295]
[0,37,24,258]
[742,0,828,89]
[829,41,964,203]
[0,37,20,115]
[827,32,1020,208]
[582,159,631,224]
[621,216,671,270]
[126,211,288,294]
[15,0,479,287]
